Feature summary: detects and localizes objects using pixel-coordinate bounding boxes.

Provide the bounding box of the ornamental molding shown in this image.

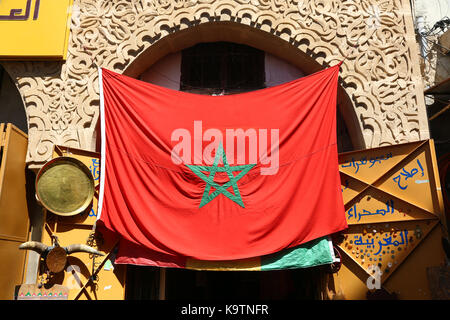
[1,0,429,167]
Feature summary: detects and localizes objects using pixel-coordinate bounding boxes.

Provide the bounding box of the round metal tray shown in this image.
[36,157,95,216]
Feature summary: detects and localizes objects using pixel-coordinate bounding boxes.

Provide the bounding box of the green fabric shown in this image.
[261,237,333,270]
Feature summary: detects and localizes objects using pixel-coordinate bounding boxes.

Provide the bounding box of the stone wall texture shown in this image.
[1,0,429,168]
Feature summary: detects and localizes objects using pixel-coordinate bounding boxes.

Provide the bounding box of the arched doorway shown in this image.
[123,22,365,152]
[136,42,354,154]
[0,64,27,134]
[124,38,356,299]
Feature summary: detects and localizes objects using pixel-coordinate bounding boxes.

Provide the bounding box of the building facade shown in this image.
[0,0,448,300]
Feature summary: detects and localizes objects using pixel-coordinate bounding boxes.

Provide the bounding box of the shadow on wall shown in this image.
[0,65,27,134]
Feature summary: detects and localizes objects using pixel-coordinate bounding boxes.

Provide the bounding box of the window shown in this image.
[180,42,265,95]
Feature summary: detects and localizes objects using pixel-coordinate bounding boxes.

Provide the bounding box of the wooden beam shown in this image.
[429,103,450,121]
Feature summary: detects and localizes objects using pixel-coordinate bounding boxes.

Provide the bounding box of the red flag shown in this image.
[97,64,347,261]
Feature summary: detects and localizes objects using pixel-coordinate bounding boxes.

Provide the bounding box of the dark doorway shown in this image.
[164,268,324,300]
[125,265,161,300]
[125,265,325,300]
[0,65,27,133]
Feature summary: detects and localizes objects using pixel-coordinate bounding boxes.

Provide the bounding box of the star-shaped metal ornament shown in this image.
[186,144,256,208]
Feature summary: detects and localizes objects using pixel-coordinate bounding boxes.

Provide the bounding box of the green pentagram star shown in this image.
[186,144,256,208]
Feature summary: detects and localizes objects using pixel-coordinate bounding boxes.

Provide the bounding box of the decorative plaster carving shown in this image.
[1,0,429,168]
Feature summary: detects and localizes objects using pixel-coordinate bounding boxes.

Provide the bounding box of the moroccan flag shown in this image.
[98,214,337,270]
[97,63,347,263]
[113,235,337,270]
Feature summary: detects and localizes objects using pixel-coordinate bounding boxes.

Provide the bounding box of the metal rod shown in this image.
[429,103,450,121]
[74,240,119,300]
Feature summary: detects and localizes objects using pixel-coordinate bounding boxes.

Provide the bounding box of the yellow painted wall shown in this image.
[333,140,448,299]
[37,146,126,300]
[0,124,29,300]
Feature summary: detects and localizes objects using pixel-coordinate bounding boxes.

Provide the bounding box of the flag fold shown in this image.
[97,64,347,262]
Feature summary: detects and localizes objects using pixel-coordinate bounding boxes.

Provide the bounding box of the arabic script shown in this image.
[341,152,393,174]
[392,159,425,190]
[347,200,395,222]
[0,0,40,21]
[353,229,409,256]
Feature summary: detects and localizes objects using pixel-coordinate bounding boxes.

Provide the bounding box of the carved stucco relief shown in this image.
[1,0,429,168]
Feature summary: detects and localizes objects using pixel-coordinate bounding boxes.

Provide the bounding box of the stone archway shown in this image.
[1,0,428,169]
[123,21,363,152]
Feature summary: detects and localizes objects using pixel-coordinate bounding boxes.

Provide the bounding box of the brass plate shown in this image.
[36,157,95,216]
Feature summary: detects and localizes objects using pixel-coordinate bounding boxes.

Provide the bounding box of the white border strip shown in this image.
[328,236,338,262]
[96,67,106,221]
